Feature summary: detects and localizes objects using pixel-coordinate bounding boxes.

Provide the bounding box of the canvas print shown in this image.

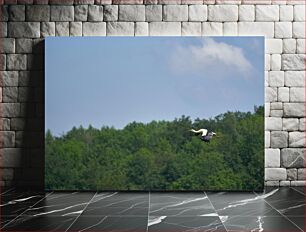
[45,37,264,191]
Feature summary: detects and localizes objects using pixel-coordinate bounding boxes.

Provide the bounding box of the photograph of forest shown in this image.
[45,37,264,191]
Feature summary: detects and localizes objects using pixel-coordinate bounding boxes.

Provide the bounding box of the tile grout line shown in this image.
[146,191,151,232]
[0,187,14,196]
[1,191,54,230]
[204,191,229,232]
[65,191,98,232]
[253,190,304,232]
[290,187,305,196]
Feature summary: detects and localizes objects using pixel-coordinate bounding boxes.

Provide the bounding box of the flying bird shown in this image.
[190,129,217,143]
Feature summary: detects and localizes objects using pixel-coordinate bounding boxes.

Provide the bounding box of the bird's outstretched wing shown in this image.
[190,129,208,136]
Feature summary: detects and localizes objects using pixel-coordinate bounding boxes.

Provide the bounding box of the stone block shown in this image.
[106,22,134,36]
[279,181,290,186]
[1,148,23,167]
[88,5,103,22]
[182,22,201,36]
[3,103,20,117]
[189,5,207,21]
[1,5,9,22]
[1,131,15,147]
[299,118,305,131]
[74,5,88,22]
[294,5,305,21]
[275,22,292,39]
[104,5,118,21]
[163,5,188,22]
[285,71,305,87]
[265,148,280,167]
[270,102,282,110]
[10,118,25,130]
[265,168,286,181]
[0,54,6,71]
[135,22,148,36]
[265,117,282,131]
[9,5,25,21]
[265,102,270,116]
[70,22,82,36]
[1,71,18,86]
[290,87,304,102]
[7,54,27,71]
[2,168,14,181]
[119,5,145,21]
[145,5,162,22]
[265,87,277,102]
[297,168,305,180]
[55,22,69,36]
[265,39,282,54]
[41,22,55,37]
[83,22,106,36]
[202,22,222,36]
[3,87,18,102]
[283,118,299,131]
[255,5,279,21]
[293,22,305,38]
[284,103,304,117]
[265,131,270,148]
[223,22,237,36]
[51,6,74,21]
[1,38,15,53]
[238,22,274,37]
[16,39,32,53]
[208,5,238,22]
[8,22,40,38]
[265,181,279,187]
[26,5,50,21]
[289,132,305,147]
[287,168,297,180]
[296,39,305,54]
[290,181,306,186]
[270,110,283,117]
[270,131,288,148]
[149,22,181,36]
[283,39,296,54]
[281,148,305,168]
[265,54,270,71]
[282,54,305,71]
[271,54,281,71]
[280,5,293,21]
[269,71,284,87]
[239,5,255,21]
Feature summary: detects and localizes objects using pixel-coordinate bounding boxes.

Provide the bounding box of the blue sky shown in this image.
[45,37,264,136]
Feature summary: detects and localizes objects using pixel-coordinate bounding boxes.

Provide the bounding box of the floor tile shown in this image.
[149,192,215,216]
[70,216,148,231]
[287,216,305,230]
[148,216,227,232]
[291,187,306,195]
[222,215,303,232]
[207,191,280,216]
[82,192,149,216]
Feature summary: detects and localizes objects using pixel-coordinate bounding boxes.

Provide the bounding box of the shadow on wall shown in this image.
[14,40,45,190]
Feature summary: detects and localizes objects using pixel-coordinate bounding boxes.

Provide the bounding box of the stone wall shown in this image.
[0,0,305,188]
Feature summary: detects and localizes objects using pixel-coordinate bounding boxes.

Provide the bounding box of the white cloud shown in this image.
[170,38,253,77]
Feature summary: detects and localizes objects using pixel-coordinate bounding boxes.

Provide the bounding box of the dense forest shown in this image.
[45,106,264,191]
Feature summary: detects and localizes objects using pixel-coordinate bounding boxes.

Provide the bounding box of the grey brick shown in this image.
[9,5,25,21]
[16,38,32,53]
[83,22,106,36]
[145,5,162,22]
[1,38,15,53]
[149,22,181,36]
[287,168,297,180]
[265,168,286,181]
[1,71,18,86]
[104,5,118,21]
[10,118,26,130]
[107,22,134,36]
[3,103,20,117]
[289,132,305,147]
[70,22,82,36]
[284,103,305,117]
[55,22,69,36]
[1,5,9,21]
[74,5,88,21]
[135,22,148,36]
[281,148,305,168]
[297,168,305,180]
[51,5,74,21]
[1,131,15,147]
[88,5,103,22]
[41,22,55,37]
[270,131,288,148]
[282,54,306,71]
[163,5,188,21]
[1,118,10,131]
[7,54,27,71]
[0,54,6,71]
[1,148,23,168]
[8,22,40,38]
[26,5,50,21]
[189,5,207,21]
[3,87,18,102]
[1,22,7,37]
[119,5,145,21]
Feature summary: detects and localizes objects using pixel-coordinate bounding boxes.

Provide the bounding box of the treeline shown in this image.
[45,106,264,191]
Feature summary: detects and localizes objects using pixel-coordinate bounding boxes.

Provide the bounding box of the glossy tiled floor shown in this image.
[0,187,305,231]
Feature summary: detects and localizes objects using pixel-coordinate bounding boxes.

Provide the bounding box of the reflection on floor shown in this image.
[0,187,305,231]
